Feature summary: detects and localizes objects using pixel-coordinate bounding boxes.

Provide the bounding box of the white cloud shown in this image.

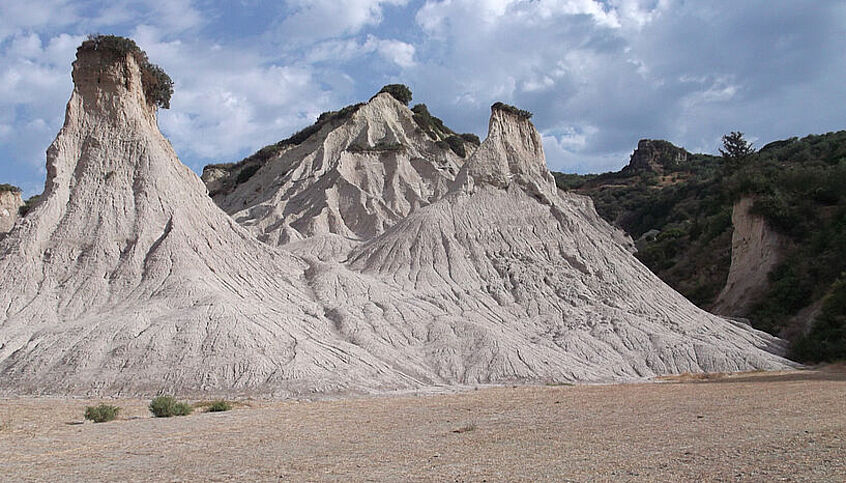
[0,0,78,41]
[277,0,409,44]
[363,36,415,67]
[130,36,335,168]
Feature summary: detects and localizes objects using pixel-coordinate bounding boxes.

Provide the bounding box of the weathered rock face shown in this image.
[332,107,789,381]
[713,197,789,317]
[625,139,689,173]
[0,42,414,396]
[0,188,23,236]
[0,40,792,397]
[204,93,468,249]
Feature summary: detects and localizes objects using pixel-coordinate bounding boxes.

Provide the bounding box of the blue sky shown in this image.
[1,0,845,196]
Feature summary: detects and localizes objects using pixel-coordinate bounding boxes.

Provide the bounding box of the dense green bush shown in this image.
[411,104,455,140]
[149,396,193,417]
[377,84,412,105]
[207,400,233,412]
[554,130,846,360]
[235,164,261,184]
[0,183,21,193]
[348,141,405,153]
[459,133,481,146]
[444,135,466,157]
[791,276,846,362]
[80,35,173,109]
[84,404,120,423]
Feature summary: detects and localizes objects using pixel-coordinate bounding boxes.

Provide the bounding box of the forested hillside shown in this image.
[554,131,846,362]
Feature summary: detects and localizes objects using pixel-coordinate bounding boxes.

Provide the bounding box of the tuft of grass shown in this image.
[84,404,121,423]
[149,395,193,418]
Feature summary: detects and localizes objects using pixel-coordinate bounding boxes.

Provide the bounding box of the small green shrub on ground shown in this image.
[207,400,233,412]
[84,404,120,423]
[149,396,193,417]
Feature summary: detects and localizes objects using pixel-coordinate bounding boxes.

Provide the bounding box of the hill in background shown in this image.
[554,132,846,362]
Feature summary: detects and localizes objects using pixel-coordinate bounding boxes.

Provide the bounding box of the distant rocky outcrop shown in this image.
[0,185,23,237]
[624,139,690,173]
[0,37,792,397]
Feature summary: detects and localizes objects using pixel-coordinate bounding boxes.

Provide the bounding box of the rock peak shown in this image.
[72,35,173,113]
[452,102,553,195]
[625,139,689,173]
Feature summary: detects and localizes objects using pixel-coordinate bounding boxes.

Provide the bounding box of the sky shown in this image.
[1,0,845,196]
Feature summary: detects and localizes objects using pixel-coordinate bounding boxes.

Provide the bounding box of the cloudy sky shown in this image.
[1,1,845,195]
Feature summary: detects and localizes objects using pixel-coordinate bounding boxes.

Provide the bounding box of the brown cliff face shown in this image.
[713,197,789,317]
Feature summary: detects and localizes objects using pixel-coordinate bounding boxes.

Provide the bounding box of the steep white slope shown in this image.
[206,94,469,249]
[322,107,791,382]
[0,40,412,396]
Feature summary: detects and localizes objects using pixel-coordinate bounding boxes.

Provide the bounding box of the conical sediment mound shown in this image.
[204,93,469,253]
[0,38,414,396]
[0,39,792,396]
[336,106,790,380]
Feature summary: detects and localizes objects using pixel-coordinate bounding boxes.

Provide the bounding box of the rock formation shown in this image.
[203,94,469,250]
[713,197,789,316]
[0,38,413,396]
[0,186,23,237]
[335,107,789,381]
[624,139,689,173]
[0,38,792,397]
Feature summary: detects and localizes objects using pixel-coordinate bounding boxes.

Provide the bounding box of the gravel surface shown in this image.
[1,367,844,482]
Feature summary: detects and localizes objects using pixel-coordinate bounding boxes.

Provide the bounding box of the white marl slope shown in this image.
[0,41,791,397]
[206,93,468,252]
[315,108,793,383]
[0,43,420,397]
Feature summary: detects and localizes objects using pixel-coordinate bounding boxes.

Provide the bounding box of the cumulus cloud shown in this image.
[404,0,846,172]
[276,0,409,45]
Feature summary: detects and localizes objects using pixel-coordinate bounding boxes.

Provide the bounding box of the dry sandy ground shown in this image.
[1,367,844,482]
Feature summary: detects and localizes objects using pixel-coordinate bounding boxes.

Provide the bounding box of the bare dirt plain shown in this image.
[1,366,844,482]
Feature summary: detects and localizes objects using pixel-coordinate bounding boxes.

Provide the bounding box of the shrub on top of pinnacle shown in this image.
[0,184,21,193]
[491,102,533,120]
[378,84,413,105]
[79,34,174,110]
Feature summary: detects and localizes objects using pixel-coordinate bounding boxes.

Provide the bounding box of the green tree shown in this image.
[720,131,755,170]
